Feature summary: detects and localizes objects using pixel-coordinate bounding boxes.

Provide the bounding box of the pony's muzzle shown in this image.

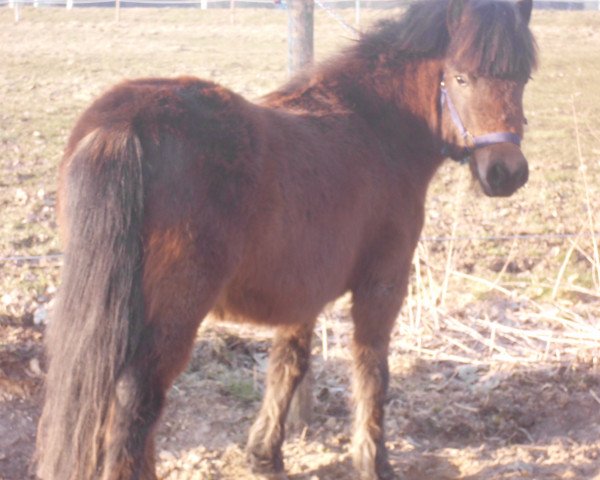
[471,143,528,197]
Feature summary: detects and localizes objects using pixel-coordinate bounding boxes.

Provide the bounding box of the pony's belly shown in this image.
[215,205,363,325]
[214,276,340,326]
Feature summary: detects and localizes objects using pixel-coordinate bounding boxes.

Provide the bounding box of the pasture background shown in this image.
[1,6,600,479]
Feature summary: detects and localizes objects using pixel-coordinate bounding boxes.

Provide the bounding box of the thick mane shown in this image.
[448,0,538,80]
[354,0,450,61]
[351,0,537,78]
[266,0,538,104]
[267,1,450,100]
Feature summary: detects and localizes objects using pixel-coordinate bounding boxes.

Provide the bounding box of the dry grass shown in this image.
[1,6,599,364]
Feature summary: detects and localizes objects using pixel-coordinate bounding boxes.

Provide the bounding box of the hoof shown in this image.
[247,450,285,479]
[358,461,399,480]
[253,473,289,480]
[376,461,399,480]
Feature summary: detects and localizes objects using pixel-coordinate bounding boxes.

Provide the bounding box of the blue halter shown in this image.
[440,77,521,163]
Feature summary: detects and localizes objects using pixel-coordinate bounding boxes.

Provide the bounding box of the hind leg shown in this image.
[246,323,314,478]
[286,362,314,431]
[104,354,163,480]
[102,244,231,480]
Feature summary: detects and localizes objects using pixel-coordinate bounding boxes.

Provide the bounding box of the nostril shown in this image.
[487,163,508,190]
[516,164,529,187]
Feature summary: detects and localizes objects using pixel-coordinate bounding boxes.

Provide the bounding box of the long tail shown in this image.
[36,126,145,480]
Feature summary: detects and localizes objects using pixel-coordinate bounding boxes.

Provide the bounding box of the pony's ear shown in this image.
[516,0,532,25]
[447,0,467,35]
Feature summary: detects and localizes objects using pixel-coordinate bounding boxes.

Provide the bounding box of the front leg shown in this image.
[246,323,313,478]
[351,280,407,480]
[351,334,396,480]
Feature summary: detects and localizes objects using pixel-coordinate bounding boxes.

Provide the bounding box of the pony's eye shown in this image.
[455,75,468,86]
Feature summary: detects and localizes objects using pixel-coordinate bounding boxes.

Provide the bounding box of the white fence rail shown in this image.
[3,0,600,38]
[3,0,600,9]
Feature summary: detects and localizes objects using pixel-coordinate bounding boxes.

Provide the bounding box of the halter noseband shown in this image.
[440,76,521,163]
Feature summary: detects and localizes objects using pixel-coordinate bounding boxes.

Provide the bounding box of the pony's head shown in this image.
[440,0,537,197]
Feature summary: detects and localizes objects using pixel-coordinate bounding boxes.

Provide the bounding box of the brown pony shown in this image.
[36,0,537,479]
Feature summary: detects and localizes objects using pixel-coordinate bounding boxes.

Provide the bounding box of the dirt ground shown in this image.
[154,318,600,480]
[2,315,600,479]
[1,6,600,480]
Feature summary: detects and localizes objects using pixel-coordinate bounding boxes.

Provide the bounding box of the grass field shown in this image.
[1,6,600,479]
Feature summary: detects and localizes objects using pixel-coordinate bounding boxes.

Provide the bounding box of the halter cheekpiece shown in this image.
[439,76,521,163]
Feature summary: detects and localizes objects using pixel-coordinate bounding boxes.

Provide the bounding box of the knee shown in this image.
[271,334,311,375]
[115,371,139,409]
[115,369,164,420]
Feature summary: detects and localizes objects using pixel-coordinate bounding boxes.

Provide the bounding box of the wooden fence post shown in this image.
[230,0,235,23]
[285,3,315,430]
[287,0,314,77]
[14,0,20,23]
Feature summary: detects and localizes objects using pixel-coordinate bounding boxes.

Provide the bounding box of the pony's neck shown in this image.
[333,54,447,177]
[392,58,446,157]
[264,52,447,180]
